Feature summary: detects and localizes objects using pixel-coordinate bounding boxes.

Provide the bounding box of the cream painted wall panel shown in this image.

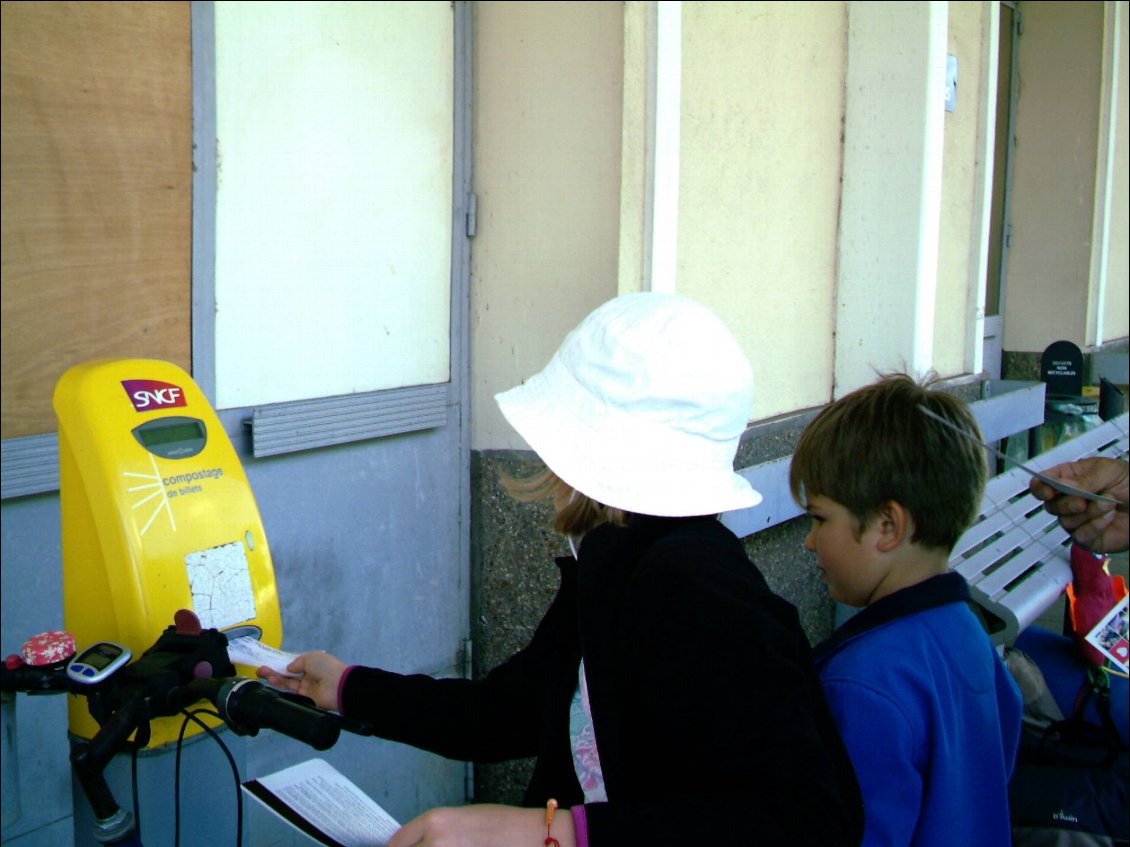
[835,1,948,395]
[618,2,650,296]
[213,1,453,408]
[1004,1,1102,352]
[1104,1,1129,341]
[935,2,989,377]
[677,1,846,420]
[471,2,624,451]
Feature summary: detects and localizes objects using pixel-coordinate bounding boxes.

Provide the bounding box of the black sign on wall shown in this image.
[1040,340,1085,398]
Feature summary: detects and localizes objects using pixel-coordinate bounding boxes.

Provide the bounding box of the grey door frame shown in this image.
[984,1,1020,381]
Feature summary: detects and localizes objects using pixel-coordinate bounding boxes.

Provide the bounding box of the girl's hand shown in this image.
[390,804,575,847]
[257,651,347,712]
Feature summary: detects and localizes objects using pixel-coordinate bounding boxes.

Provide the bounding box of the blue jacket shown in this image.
[814,572,1023,847]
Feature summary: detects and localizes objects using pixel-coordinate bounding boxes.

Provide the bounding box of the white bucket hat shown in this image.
[495,292,762,516]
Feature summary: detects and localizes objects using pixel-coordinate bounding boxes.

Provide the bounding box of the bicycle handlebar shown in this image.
[189,676,341,751]
[2,614,359,749]
[3,612,369,843]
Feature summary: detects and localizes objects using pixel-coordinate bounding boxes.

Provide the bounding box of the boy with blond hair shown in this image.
[790,373,1022,847]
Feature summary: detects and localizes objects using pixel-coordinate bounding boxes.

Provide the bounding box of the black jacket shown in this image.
[341,515,863,846]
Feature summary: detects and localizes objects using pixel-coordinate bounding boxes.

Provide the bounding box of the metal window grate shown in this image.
[249,383,450,458]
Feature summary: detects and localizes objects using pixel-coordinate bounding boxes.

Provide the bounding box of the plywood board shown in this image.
[1,1,192,438]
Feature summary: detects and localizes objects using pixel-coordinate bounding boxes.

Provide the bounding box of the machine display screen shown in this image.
[82,643,122,670]
[132,417,207,459]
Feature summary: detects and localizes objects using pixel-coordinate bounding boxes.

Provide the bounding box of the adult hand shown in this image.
[257,651,348,712]
[389,804,575,847]
[1029,457,1129,554]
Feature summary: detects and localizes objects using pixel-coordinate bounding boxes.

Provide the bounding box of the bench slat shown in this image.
[953,501,1063,572]
[952,492,1045,558]
[953,412,1128,645]
[969,528,1067,597]
[970,559,1074,636]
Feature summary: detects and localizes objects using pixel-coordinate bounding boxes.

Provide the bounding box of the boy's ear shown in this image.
[874,501,913,552]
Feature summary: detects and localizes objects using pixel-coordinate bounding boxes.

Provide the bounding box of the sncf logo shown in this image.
[122,379,187,412]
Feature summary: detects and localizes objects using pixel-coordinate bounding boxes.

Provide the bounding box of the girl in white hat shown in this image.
[261,293,864,847]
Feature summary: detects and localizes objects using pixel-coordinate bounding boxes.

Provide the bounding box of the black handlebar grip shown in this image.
[2,658,73,694]
[217,679,341,751]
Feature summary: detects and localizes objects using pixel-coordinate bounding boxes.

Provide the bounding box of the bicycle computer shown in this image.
[66,642,131,685]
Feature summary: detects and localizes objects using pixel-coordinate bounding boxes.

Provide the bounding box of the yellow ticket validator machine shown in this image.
[55,359,282,747]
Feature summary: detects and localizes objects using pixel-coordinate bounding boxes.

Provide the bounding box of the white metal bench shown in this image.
[950,411,1129,646]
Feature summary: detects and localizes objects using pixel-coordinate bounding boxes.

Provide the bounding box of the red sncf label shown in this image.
[122,379,187,412]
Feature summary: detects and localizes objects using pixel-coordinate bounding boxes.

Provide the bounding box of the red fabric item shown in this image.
[21,630,76,666]
[1067,544,1128,666]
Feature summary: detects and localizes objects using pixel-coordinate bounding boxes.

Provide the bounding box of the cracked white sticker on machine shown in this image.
[186,541,257,630]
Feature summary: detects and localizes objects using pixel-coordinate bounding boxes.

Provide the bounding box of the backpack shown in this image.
[1007,649,1128,847]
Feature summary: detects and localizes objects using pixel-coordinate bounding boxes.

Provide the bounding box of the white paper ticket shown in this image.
[227,636,301,678]
[917,404,1121,505]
